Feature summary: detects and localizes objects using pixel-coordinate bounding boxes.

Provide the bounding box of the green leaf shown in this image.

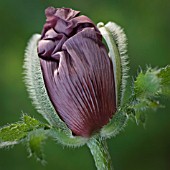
[134,68,161,98]
[26,128,88,162]
[128,65,170,125]
[135,111,146,125]
[27,129,47,164]
[129,68,162,124]
[158,65,170,95]
[0,115,45,148]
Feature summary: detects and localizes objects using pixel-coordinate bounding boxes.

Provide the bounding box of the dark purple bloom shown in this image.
[37,7,116,137]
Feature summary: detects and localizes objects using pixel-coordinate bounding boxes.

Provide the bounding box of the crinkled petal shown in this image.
[40,28,116,137]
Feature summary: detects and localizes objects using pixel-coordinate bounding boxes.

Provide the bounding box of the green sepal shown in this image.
[97,22,129,138]
[48,128,88,148]
[24,34,90,146]
[100,111,128,139]
[97,22,129,106]
[23,34,69,131]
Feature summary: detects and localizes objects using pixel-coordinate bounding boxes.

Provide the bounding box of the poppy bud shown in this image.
[37,7,116,137]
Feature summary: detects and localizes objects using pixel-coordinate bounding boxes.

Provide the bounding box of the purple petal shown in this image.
[38,7,117,137]
[40,28,116,137]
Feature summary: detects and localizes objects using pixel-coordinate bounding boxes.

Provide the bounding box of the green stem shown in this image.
[87,137,113,170]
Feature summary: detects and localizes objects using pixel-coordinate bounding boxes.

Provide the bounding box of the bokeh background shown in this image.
[0,0,170,170]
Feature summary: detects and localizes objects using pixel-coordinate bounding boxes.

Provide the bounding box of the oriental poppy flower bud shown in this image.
[37,7,116,137]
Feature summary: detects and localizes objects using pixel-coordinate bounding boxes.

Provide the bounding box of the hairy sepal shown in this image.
[97,22,129,138]
[23,34,68,131]
[24,34,87,146]
[97,22,129,107]
[100,111,128,139]
[48,128,88,148]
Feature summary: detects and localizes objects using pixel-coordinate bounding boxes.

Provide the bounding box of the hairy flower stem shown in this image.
[87,137,113,170]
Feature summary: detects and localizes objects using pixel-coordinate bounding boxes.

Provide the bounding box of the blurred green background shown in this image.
[0,0,170,170]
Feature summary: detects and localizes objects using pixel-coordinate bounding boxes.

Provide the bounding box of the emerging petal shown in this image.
[38,7,116,137]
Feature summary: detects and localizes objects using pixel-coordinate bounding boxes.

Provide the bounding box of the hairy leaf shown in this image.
[158,65,170,95]
[0,115,45,148]
[128,66,170,124]
[27,129,47,164]
[134,68,161,98]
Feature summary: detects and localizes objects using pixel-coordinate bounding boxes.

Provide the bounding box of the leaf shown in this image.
[27,129,47,164]
[128,66,170,125]
[158,65,170,95]
[134,68,161,98]
[135,111,146,125]
[26,127,88,163]
[0,115,45,148]
[0,141,18,148]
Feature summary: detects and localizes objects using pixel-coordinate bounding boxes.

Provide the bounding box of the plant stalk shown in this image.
[87,137,113,170]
